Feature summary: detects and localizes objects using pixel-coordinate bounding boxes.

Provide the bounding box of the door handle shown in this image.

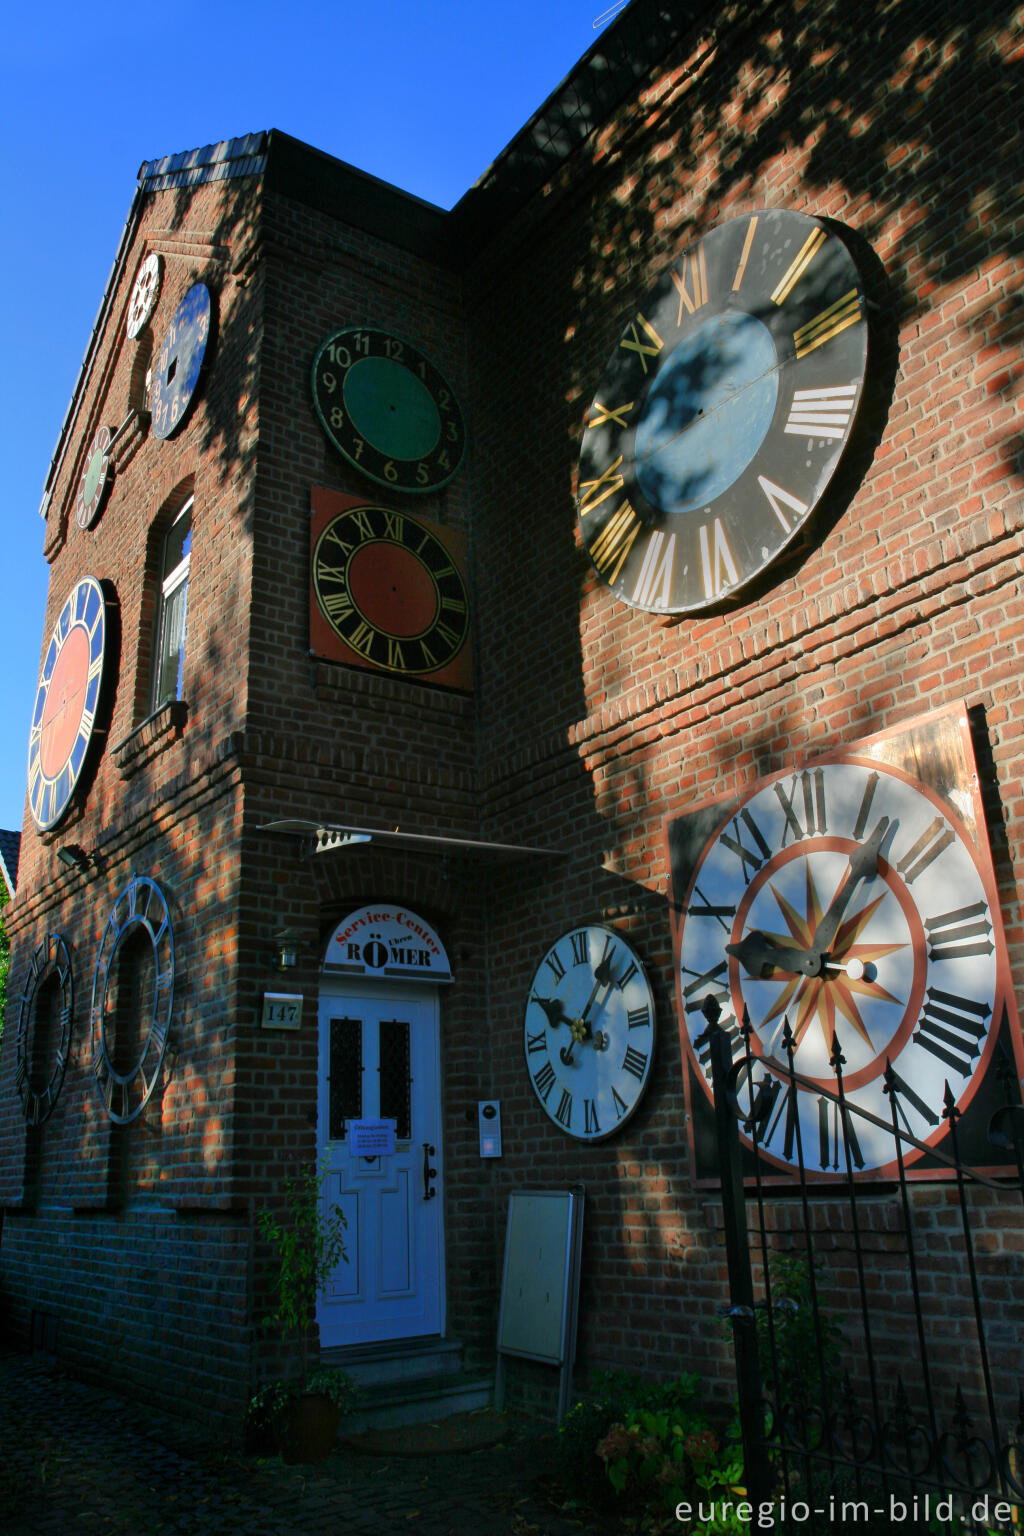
[422,1142,437,1201]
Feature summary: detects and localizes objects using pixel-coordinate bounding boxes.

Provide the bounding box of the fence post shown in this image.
[700,996,772,1511]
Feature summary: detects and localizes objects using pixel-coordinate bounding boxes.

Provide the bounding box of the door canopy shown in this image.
[323,905,452,983]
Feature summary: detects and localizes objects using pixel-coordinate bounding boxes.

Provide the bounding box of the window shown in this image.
[151,498,192,710]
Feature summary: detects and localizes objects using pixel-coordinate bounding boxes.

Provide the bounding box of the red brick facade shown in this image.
[1,0,1021,1424]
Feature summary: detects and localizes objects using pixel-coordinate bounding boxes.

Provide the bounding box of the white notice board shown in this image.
[495,1188,584,1420]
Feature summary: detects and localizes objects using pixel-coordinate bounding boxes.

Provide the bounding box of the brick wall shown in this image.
[463,0,1024,1408]
[1,0,1021,1429]
[0,169,263,1410]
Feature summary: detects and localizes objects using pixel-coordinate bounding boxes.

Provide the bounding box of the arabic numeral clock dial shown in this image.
[524,924,656,1141]
[126,252,162,339]
[669,710,1018,1180]
[28,575,107,832]
[578,209,868,613]
[311,327,466,492]
[150,281,213,440]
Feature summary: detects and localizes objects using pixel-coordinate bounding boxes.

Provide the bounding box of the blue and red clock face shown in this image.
[28,576,106,832]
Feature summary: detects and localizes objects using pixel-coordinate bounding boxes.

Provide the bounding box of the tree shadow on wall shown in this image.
[564,0,1022,482]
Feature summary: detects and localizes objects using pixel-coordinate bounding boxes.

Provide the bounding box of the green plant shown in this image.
[558,1371,705,1505]
[249,1154,356,1451]
[304,1365,359,1414]
[257,1154,348,1372]
[755,1252,845,1409]
[244,1366,359,1451]
[245,1379,294,1448]
[596,1405,741,1516]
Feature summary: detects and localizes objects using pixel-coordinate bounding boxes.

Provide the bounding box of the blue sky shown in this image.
[0,0,614,834]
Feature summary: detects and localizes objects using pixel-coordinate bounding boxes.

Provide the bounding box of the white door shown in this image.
[317,981,444,1347]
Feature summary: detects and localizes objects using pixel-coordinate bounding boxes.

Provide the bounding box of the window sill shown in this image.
[112,699,188,779]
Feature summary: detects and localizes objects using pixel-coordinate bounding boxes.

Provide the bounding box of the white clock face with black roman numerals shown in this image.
[524,924,656,1142]
[670,710,1011,1178]
[578,208,868,613]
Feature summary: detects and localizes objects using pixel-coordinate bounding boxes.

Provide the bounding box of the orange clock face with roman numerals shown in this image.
[578,209,869,614]
[668,705,1024,1181]
[28,576,106,831]
[309,488,472,692]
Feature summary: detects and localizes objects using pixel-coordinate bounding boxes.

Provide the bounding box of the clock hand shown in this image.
[532,994,570,1030]
[808,816,890,959]
[726,930,821,979]
[561,952,619,1064]
[579,949,617,1022]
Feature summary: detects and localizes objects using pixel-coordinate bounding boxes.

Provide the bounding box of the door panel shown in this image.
[317,983,443,1346]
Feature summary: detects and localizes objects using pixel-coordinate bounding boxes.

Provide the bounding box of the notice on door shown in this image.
[349,1119,397,1157]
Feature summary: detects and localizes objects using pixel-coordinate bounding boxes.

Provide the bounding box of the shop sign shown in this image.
[323,905,452,982]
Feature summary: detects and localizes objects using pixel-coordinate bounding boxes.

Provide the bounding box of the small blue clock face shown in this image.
[150,282,212,440]
[578,210,869,615]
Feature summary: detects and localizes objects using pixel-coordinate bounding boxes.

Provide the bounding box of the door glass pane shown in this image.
[378,1018,411,1140]
[329,1016,362,1139]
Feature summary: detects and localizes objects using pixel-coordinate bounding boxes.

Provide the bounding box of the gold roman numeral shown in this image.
[579,456,625,519]
[587,399,634,431]
[732,216,758,291]
[347,620,377,658]
[321,590,354,622]
[323,526,355,557]
[591,502,641,584]
[619,314,664,373]
[771,227,827,305]
[793,290,863,357]
[672,247,709,320]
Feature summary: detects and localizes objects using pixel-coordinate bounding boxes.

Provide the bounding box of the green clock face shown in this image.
[311,327,466,492]
[578,209,869,613]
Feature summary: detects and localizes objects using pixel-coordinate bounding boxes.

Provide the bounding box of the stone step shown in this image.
[344,1369,493,1432]
[321,1335,463,1387]
[319,1336,494,1430]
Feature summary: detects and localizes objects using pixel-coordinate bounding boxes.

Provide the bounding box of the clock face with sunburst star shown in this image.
[670,719,1009,1178]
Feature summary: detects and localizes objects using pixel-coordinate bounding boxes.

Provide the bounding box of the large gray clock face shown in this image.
[578,209,868,614]
[524,924,656,1142]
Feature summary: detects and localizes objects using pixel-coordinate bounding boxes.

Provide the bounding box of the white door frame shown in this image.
[316,974,446,1348]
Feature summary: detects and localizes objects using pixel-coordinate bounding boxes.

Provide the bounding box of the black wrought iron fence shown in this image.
[698,997,1024,1536]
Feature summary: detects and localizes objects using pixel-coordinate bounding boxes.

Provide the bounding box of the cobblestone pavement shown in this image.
[0,1352,597,1536]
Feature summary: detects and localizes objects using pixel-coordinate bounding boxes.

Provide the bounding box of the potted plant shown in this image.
[247,1155,357,1462]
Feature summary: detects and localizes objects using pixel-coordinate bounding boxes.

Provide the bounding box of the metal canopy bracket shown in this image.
[259,819,562,862]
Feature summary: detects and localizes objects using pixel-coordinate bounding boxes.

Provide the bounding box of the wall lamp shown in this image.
[57,845,91,872]
[273,927,302,971]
